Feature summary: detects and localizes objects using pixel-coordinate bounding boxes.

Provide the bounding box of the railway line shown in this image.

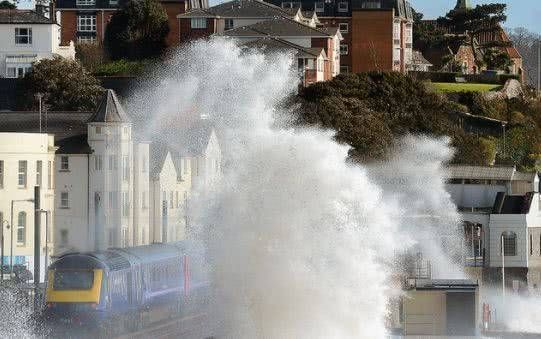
[115,313,211,339]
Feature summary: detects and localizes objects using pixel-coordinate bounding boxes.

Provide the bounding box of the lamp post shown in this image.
[10,198,34,280]
[37,209,50,285]
[1,219,8,282]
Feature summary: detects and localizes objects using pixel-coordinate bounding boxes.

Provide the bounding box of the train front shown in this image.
[42,254,108,328]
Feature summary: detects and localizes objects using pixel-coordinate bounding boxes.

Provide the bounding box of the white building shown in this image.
[0,132,56,282]
[446,165,541,292]
[0,7,74,78]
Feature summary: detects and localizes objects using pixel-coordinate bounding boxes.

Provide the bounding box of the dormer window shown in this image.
[225,19,234,30]
[338,1,348,12]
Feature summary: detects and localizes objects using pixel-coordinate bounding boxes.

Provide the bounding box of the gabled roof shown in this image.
[89,89,130,123]
[241,37,326,59]
[0,9,53,24]
[411,50,432,66]
[150,142,170,178]
[222,16,331,38]
[178,0,293,18]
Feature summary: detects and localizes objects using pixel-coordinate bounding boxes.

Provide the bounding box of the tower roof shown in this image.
[89,89,129,123]
[455,0,471,10]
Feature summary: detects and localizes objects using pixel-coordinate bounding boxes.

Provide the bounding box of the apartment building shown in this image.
[0,8,74,78]
[55,0,207,45]
[0,132,56,282]
[263,0,413,73]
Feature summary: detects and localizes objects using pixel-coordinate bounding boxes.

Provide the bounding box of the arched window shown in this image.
[502,231,517,257]
[17,212,26,245]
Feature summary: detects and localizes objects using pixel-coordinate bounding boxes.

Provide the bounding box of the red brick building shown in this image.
[54,0,207,46]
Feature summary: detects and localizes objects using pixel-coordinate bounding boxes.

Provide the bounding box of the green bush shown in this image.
[93,60,148,76]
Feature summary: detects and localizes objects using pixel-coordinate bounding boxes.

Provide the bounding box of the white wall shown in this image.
[489,214,528,267]
[54,154,89,253]
[0,132,55,282]
[133,143,150,246]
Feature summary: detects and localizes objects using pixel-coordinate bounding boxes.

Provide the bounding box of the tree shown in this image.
[18,57,104,111]
[412,8,449,55]
[482,47,512,71]
[0,0,16,8]
[438,4,510,65]
[509,27,541,87]
[104,0,169,60]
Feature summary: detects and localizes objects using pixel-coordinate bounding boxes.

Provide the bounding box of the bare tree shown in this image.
[509,27,541,88]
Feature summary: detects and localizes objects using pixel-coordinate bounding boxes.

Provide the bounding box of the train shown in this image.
[41,241,212,337]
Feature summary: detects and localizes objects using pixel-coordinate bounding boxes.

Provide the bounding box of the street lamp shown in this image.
[0,219,8,282]
[10,199,34,280]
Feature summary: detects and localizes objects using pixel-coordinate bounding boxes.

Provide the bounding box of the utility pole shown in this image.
[33,186,40,309]
[537,40,540,95]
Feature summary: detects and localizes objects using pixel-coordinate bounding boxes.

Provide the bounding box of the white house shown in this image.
[0,132,56,282]
[150,146,192,244]
[0,7,74,78]
[446,165,541,292]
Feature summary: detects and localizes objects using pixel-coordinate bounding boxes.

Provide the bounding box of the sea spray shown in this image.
[127,38,464,338]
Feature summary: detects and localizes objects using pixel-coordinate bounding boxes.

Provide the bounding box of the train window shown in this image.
[54,270,94,290]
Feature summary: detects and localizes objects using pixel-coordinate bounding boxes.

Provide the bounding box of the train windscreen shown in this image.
[54,270,94,290]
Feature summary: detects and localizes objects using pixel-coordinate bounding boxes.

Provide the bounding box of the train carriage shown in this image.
[42,241,210,337]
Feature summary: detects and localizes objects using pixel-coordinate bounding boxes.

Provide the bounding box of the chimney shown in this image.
[49,0,56,23]
[35,3,46,17]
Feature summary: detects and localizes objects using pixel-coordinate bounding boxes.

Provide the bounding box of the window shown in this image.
[340,44,348,55]
[15,28,32,45]
[109,0,118,5]
[338,1,348,12]
[191,18,207,29]
[339,23,348,33]
[54,270,93,290]
[60,230,68,246]
[123,156,130,181]
[170,191,174,209]
[95,126,102,134]
[77,15,96,32]
[36,160,42,186]
[393,48,401,64]
[77,35,97,44]
[60,156,69,171]
[17,212,26,245]
[109,155,117,170]
[141,156,147,173]
[314,2,324,12]
[361,0,381,8]
[47,161,52,189]
[109,191,117,209]
[340,65,349,74]
[18,160,27,188]
[502,231,517,256]
[281,1,300,9]
[76,0,95,5]
[60,192,69,208]
[122,192,129,217]
[6,65,31,78]
[0,160,3,189]
[95,155,103,171]
[224,19,234,30]
[121,227,128,247]
[530,233,533,256]
[393,21,401,43]
[176,191,179,208]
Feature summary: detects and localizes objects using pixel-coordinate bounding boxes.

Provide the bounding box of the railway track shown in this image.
[116,313,211,339]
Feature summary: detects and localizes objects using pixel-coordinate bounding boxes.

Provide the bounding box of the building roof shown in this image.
[0,111,92,154]
[89,89,130,123]
[411,50,432,66]
[410,279,478,291]
[351,0,413,20]
[241,37,326,58]
[447,165,516,181]
[178,0,292,18]
[222,16,331,37]
[0,9,53,24]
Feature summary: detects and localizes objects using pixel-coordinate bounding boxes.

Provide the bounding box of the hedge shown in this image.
[409,71,460,83]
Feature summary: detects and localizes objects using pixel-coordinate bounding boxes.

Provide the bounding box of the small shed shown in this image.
[402,279,479,336]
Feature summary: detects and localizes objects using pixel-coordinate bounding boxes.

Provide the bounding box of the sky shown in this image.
[411,0,541,34]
